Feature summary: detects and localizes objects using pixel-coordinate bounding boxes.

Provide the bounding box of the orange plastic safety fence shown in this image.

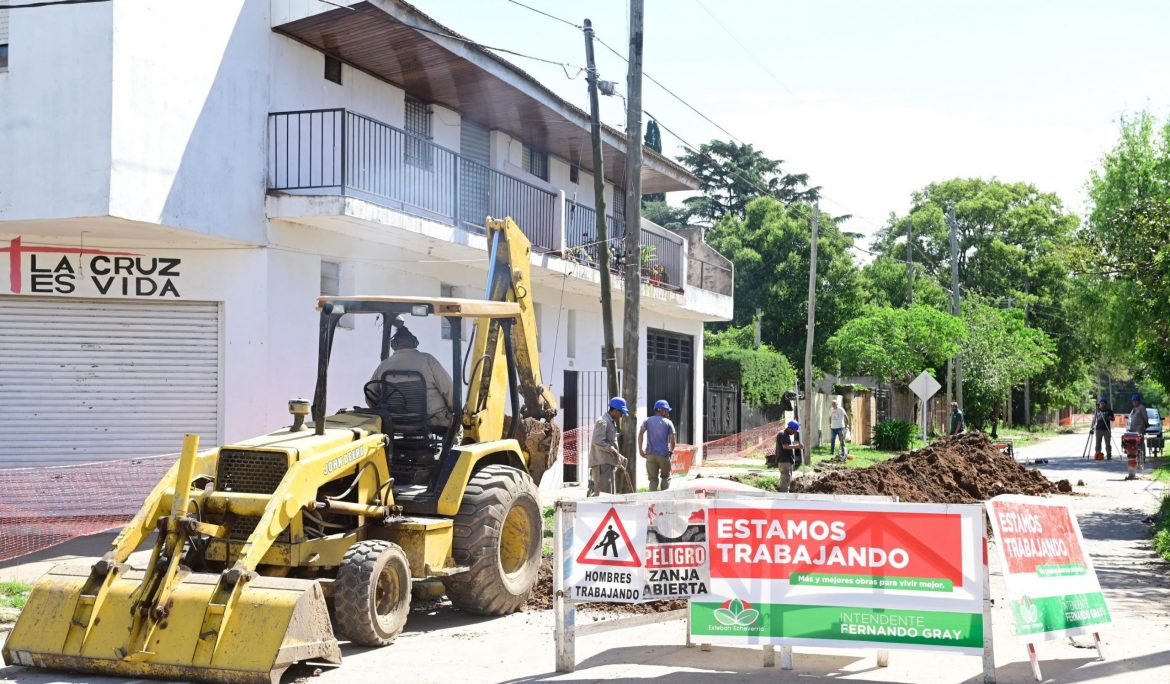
[0,454,176,562]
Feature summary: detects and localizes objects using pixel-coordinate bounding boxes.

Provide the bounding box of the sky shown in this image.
[412,0,1170,247]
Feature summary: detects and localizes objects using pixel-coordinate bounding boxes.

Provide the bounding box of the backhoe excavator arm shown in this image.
[462,217,561,482]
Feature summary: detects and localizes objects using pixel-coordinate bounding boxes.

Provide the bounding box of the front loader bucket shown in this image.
[2,564,341,684]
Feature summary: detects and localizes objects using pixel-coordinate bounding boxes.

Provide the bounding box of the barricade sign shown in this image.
[554,492,994,682]
[569,503,646,601]
[645,500,710,599]
[690,499,987,655]
[985,495,1109,679]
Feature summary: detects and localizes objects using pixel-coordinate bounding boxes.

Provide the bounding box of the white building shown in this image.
[0,0,733,491]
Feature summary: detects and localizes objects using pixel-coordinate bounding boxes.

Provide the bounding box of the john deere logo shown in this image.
[714,598,760,626]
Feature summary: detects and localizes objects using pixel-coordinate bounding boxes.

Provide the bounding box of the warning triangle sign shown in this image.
[577,507,642,567]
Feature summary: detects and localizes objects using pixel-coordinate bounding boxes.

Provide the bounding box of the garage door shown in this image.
[0,297,221,467]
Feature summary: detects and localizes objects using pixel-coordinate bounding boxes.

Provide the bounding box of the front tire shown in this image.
[443,464,542,614]
[334,540,412,646]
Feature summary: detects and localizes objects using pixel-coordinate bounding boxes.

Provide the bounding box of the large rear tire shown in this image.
[334,540,411,646]
[443,464,542,615]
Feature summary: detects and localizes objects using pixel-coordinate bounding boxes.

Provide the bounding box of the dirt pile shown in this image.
[524,557,687,614]
[793,432,1060,503]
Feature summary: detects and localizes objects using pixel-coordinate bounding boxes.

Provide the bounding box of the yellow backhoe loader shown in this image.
[2,217,561,683]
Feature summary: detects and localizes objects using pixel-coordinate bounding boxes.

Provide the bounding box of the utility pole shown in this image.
[583,19,619,401]
[948,207,963,410]
[906,218,914,305]
[1023,284,1031,427]
[619,0,645,491]
[802,205,820,466]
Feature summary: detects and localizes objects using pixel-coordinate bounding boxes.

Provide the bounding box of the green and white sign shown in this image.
[986,496,1111,643]
[690,499,987,654]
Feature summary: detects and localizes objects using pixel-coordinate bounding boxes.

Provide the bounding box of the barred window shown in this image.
[522,145,549,182]
[404,96,433,169]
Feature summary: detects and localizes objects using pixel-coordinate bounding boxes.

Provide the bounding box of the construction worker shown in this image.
[774,420,804,492]
[950,402,966,435]
[368,326,453,429]
[1128,393,1150,463]
[589,397,628,496]
[639,399,677,491]
[1093,396,1115,459]
[828,400,851,459]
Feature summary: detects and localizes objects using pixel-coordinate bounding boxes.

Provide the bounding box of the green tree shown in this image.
[961,301,1057,429]
[641,200,688,232]
[642,119,666,203]
[678,140,820,225]
[858,258,949,310]
[707,197,863,367]
[704,324,797,407]
[827,305,966,382]
[874,178,1086,416]
[1084,112,1170,390]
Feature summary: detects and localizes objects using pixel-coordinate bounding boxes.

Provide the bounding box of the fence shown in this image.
[0,454,177,562]
[269,109,560,252]
[562,199,686,291]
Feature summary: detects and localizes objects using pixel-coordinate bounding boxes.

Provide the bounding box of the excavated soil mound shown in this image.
[524,557,687,614]
[793,431,1060,503]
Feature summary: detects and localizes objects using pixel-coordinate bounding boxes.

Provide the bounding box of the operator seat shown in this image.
[362,370,444,487]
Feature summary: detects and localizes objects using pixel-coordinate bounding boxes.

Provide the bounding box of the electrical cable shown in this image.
[3,0,109,9]
[693,0,799,101]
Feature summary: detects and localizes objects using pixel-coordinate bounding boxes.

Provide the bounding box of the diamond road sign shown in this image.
[909,371,942,401]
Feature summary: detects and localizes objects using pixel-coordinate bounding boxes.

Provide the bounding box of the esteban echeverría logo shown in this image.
[714,598,760,626]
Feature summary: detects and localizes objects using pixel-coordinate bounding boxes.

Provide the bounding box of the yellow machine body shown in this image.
[2,218,557,683]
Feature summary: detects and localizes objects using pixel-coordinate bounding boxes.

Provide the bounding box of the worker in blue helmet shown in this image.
[639,399,677,491]
[774,420,804,492]
[589,397,629,496]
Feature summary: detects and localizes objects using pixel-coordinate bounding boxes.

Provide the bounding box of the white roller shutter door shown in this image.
[0,297,220,467]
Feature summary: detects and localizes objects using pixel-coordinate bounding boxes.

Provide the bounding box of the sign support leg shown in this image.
[780,645,793,670]
[554,502,577,673]
[685,605,693,647]
[1092,632,1105,661]
[1026,643,1042,682]
[982,519,997,683]
[876,650,889,667]
[762,645,775,667]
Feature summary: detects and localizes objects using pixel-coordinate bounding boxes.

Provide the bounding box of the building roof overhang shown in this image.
[274,0,699,194]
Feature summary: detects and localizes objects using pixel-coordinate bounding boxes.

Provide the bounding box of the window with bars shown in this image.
[404,96,433,169]
[647,332,692,363]
[522,145,549,182]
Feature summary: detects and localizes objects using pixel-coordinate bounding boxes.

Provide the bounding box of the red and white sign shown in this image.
[708,506,965,585]
[577,507,641,567]
[988,499,1085,574]
[567,503,648,603]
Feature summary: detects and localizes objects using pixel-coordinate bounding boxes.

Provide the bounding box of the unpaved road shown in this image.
[3,432,1168,683]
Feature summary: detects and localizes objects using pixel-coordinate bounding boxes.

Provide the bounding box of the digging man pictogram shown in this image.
[594,525,621,557]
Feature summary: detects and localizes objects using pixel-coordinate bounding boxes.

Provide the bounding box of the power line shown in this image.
[3,0,109,8]
[693,0,799,101]
[392,16,586,75]
[504,0,581,30]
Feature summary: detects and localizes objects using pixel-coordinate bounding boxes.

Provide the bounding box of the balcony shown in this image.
[267,109,692,294]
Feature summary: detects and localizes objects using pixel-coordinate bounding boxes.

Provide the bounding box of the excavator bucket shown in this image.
[3,564,340,684]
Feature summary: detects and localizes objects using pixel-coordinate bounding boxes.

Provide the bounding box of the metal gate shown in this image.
[561,369,618,483]
[704,383,739,441]
[646,330,693,443]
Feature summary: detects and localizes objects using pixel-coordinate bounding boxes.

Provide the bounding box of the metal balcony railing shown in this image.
[562,200,686,291]
[268,109,560,252]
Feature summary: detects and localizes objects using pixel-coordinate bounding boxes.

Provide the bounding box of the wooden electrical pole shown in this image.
[619,0,645,491]
[802,205,820,466]
[948,207,963,410]
[583,19,619,401]
[906,218,914,305]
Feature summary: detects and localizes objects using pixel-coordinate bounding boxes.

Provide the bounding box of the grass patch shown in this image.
[1153,495,1170,563]
[542,505,555,557]
[0,581,31,615]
